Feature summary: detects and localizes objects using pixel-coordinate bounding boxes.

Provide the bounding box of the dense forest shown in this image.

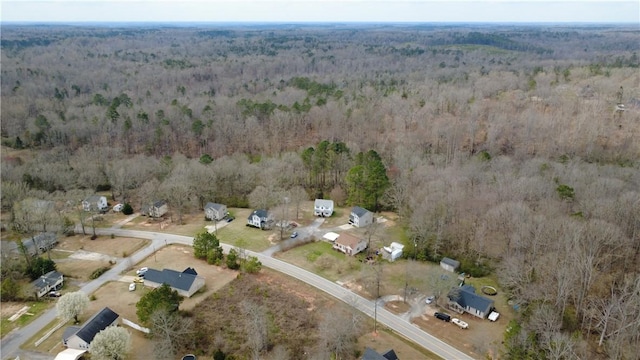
[1,24,639,359]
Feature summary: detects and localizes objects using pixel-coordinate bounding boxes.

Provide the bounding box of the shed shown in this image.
[381,242,405,262]
[440,257,460,272]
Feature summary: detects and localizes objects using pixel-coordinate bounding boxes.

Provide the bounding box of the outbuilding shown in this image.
[440,257,460,272]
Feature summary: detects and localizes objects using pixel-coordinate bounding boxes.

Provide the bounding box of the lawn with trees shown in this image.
[1,23,639,359]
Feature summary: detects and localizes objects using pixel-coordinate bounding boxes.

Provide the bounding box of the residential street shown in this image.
[1,226,474,360]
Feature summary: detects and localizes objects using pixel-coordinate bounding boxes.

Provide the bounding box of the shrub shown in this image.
[90,266,110,280]
[122,203,134,215]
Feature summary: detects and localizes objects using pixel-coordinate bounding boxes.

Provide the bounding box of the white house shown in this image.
[142,200,168,218]
[314,199,334,217]
[440,257,460,272]
[333,233,367,256]
[381,242,405,262]
[63,307,119,350]
[30,270,64,298]
[204,202,228,221]
[348,206,374,228]
[247,209,273,229]
[82,195,107,212]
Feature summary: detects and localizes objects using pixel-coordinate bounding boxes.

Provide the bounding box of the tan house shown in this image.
[333,233,367,256]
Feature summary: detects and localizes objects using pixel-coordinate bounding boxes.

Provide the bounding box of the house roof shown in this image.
[83,195,103,203]
[314,199,334,208]
[249,209,269,219]
[204,202,225,211]
[153,200,167,208]
[351,206,371,217]
[31,270,63,291]
[450,285,494,314]
[74,307,119,344]
[62,326,81,342]
[440,257,460,268]
[323,232,340,242]
[144,268,198,292]
[362,347,398,360]
[336,233,364,249]
[183,267,198,276]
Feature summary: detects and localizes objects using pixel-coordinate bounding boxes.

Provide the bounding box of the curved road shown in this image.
[2,228,474,360]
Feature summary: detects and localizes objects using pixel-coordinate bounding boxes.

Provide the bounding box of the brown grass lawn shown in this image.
[55,234,149,258]
[358,327,440,360]
[24,245,239,359]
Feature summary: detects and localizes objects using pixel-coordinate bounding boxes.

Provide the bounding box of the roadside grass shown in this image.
[358,318,441,359]
[56,260,112,281]
[215,223,272,252]
[1,301,52,338]
[57,235,149,259]
[47,249,73,260]
[21,317,69,354]
[275,241,362,281]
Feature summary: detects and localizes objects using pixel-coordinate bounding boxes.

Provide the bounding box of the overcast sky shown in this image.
[2,0,638,23]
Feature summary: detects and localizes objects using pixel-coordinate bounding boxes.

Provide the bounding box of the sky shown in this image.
[1,0,639,24]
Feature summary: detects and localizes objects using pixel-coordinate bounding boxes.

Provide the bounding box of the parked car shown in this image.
[425,296,435,304]
[129,283,136,291]
[133,276,144,283]
[113,203,124,212]
[136,267,148,276]
[48,291,62,297]
[452,318,469,329]
[226,217,235,222]
[434,312,451,322]
[290,231,298,238]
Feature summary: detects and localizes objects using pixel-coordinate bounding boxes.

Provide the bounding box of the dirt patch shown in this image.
[57,235,148,258]
[384,301,411,314]
[0,302,28,318]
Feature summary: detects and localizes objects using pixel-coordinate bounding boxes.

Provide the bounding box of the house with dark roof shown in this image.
[440,257,460,272]
[63,307,119,350]
[30,270,64,298]
[247,209,273,229]
[333,233,367,256]
[143,267,205,298]
[448,285,495,319]
[204,202,228,221]
[362,347,399,360]
[349,206,373,228]
[142,200,168,218]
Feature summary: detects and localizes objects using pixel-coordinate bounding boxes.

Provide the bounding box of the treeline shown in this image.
[1,24,639,359]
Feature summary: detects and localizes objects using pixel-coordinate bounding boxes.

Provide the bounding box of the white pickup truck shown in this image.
[452,318,469,329]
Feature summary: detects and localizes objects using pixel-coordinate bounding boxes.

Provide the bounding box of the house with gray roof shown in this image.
[247,209,273,230]
[204,202,228,221]
[447,285,495,319]
[82,195,107,212]
[362,347,399,360]
[440,257,460,272]
[142,200,168,218]
[30,270,64,298]
[348,206,373,228]
[63,307,119,350]
[314,199,334,217]
[143,267,205,298]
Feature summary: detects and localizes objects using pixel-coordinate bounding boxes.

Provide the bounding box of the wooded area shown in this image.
[1,23,639,359]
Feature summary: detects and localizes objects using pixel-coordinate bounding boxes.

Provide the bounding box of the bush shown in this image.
[90,266,110,280]
[122,203,134,215]
[459,257,492,277]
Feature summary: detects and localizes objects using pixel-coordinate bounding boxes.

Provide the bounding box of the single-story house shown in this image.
[247,209,273,230]
[143,267,205,298]
[381,242,405,262]
[63,307,119,350]
[349,206,374,228]
[448,285,495,319]
[142,200,168,218]
[82,195,108,212]
[204,202,228,221]
[440,257,460,272]
[362,347,399,360]
[333,233,367,256]
[314,199,334,217]
[30,270,64,298]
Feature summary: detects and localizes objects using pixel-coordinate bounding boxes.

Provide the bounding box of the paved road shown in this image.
[2,227,475,360]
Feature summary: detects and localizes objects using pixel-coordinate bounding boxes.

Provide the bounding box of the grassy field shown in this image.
[214,208,273,252]
[275,240,363,281]
[0,301,53,338]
